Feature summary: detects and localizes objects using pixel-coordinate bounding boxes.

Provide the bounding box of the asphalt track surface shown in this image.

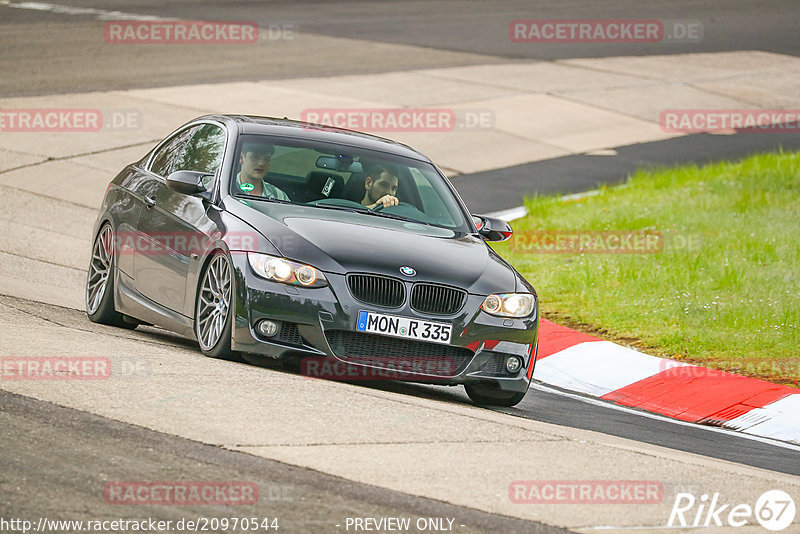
[461,130,800,214]
[1,388,564,534]
[3,297,799,479]
[2,0,800,96]
[2,0,799,529]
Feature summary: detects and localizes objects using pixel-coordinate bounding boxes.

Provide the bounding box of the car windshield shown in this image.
[230,134,470,232]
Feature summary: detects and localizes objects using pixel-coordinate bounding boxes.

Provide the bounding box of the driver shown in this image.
[360,164,399,209]
[237,141,291,201]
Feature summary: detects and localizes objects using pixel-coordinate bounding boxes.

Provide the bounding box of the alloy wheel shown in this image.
[86,225,113,315]
[197,254,232,350]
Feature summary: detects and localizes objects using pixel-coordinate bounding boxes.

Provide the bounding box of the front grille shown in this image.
[411,283,466,315]
[347,274,405,308]
[277,321,304,346]
[325,330,474,377]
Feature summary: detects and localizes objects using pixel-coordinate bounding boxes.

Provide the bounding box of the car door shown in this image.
[133,123,227,316]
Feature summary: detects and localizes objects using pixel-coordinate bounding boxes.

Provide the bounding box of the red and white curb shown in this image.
[534,319,800,445]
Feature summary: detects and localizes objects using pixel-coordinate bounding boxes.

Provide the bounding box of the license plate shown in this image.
[356,311,452,344]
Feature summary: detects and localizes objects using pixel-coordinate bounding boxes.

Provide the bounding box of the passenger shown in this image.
[360,164,399,209]
[237,141,291,201]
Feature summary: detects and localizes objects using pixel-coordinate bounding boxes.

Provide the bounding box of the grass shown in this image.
[491,150,800,386]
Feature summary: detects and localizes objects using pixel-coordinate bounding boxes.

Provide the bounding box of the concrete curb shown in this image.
[535,319,800,445]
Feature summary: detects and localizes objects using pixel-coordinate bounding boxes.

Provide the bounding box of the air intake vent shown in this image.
[325,330,474,377]
[277,321,304,346]
[347,274,405,308]
[479,351,514,376]
[410,283,466,315]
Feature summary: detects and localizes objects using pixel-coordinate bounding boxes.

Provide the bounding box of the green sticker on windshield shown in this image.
[240,182,255,192]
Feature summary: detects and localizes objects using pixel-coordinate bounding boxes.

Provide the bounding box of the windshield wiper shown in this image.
[240,196,294,205]
[362,210,432,227]
[307,203,370,214]
[307,202,433,227]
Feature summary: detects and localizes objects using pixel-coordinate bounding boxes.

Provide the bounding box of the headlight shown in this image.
[247,253,328,288]
[481,293,535,318]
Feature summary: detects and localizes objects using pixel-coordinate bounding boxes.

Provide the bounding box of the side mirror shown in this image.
[166,170,210,196]
[473,215,513,242]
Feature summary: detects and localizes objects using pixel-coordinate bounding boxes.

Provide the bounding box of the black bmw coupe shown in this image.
[86,115,539,406]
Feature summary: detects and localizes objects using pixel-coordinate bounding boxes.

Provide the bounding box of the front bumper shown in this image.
[229,253,538,393]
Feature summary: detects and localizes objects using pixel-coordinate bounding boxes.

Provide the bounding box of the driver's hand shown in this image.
[370,195,399,209]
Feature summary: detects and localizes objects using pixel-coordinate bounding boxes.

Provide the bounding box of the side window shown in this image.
[149,126,198,177]
[173,124,226,177]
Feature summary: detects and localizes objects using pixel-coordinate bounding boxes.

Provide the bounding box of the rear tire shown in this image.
[465,383,527,407]
[86,223,139,329]
[195,251,237,360]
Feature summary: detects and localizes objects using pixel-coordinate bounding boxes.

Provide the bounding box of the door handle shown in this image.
[144,195,156,208]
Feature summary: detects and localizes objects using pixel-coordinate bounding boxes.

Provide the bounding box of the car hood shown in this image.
[226,201,518,294]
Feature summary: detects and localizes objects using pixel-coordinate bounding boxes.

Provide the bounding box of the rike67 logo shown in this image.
[669,490,796,531]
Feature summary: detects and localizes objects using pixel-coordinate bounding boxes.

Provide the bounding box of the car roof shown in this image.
[199,114,430,162]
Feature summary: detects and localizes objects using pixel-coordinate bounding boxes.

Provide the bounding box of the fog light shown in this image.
[256,319,279,338]
[505,355,522,374]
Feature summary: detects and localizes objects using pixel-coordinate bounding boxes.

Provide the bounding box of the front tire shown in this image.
[195,251,237,360]
[86,223,138,329]
[465,383,528,407]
